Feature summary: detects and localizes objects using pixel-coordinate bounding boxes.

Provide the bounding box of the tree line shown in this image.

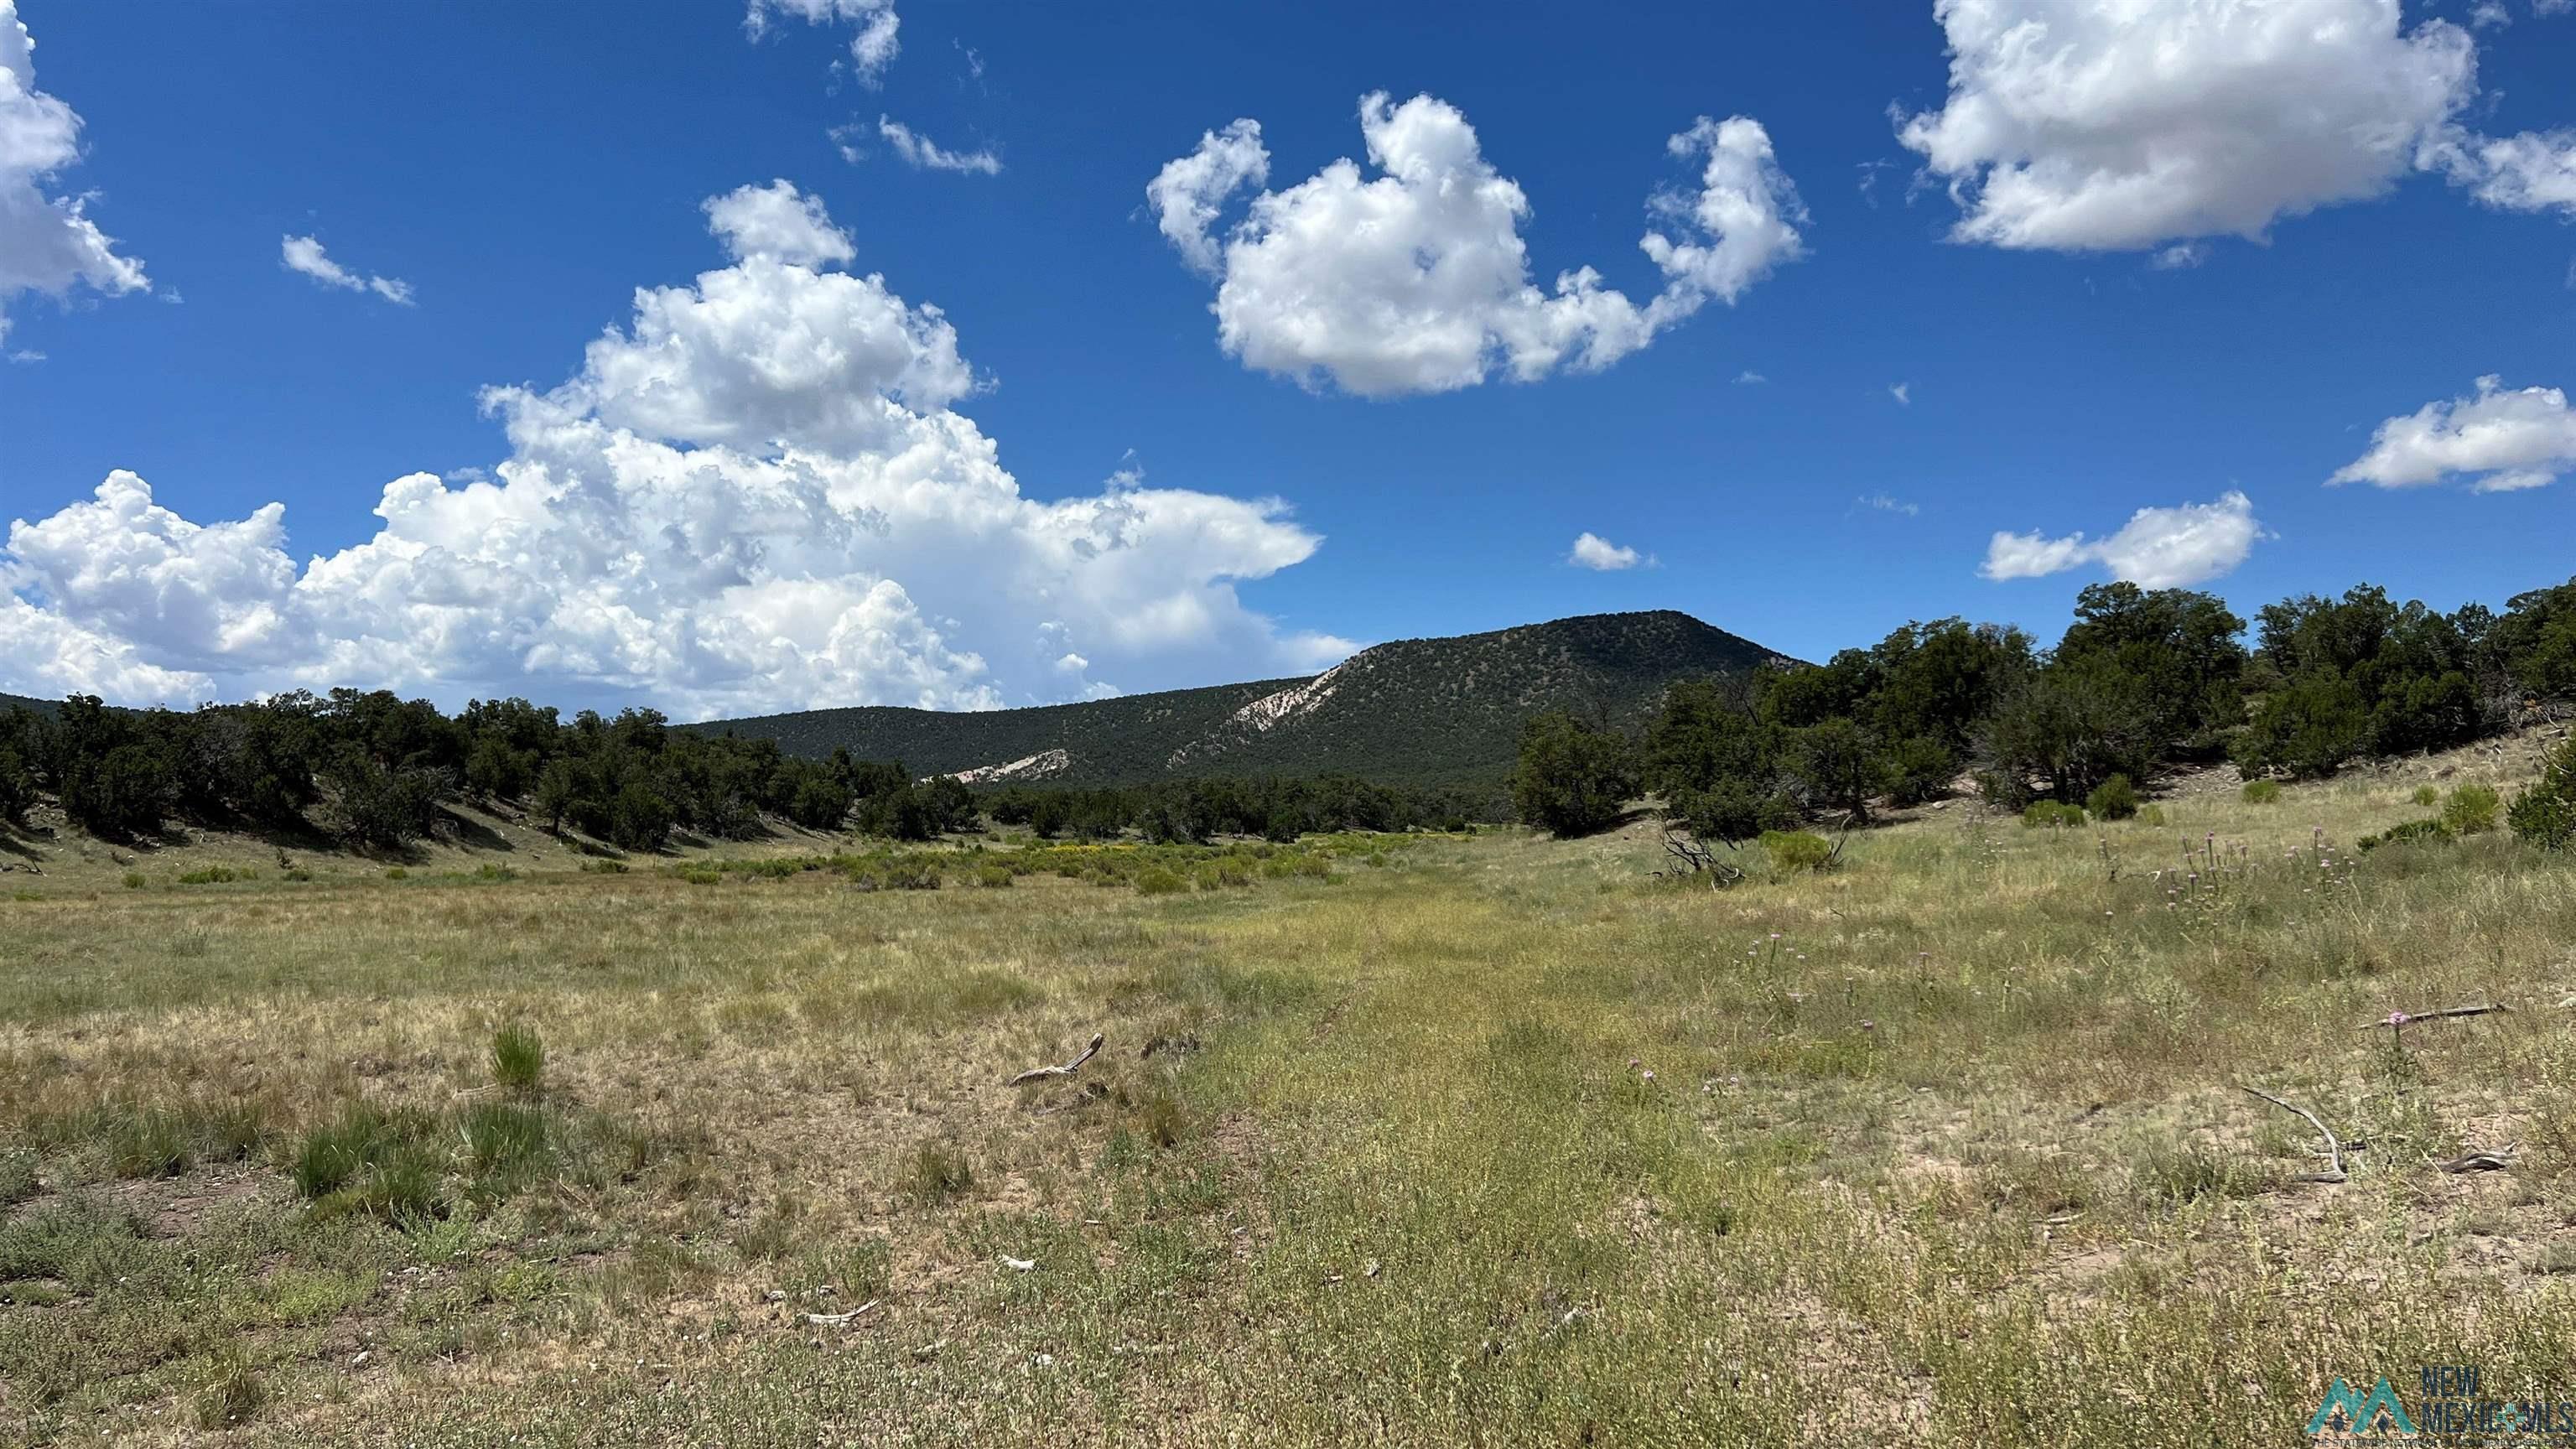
[1512,575,2576,839]
[0,691,1500,853]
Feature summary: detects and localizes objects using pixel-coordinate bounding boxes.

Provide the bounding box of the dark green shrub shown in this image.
[2022,801,2087,828]
[1509,711,1638,838]
[1759,830,1837,873]
[122,871,145,890]
[2085,773,2141,821]
[2440,783,2501,835]
[2511,738,2576,851]
[1883,735,1958,808]
[2358,819,2450,853]
[2411,784,2439,808]
[491,1022,545,1094]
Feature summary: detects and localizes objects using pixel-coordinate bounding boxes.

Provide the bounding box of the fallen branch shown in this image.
[1008,1032,1103,1086]
[2359,1004,2512,1033]
[2436,1148,2516,1174]
[804,1301,877,1326]
[2241,1085,2348,1184]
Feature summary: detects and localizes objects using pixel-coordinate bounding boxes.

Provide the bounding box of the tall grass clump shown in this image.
[898,1140,974,1205]
[2242,778,2283,804]
[491,1022,546,1094]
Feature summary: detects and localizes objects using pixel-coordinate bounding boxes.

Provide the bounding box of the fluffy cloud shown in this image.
[2329,376,2576,492]
[0,0,148,340]
[1147,92,1803,397]
[280,235,413,305]
[701,179,857,267]
[2422,127,2576,216]
[1567,532,1647,571]
[1898,0,2476,251]
[745,0,898,86]
[1981,491,2262,587]
[2,183,1350,714]
[872,117,1000,174]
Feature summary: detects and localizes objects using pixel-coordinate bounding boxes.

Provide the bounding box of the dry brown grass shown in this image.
[2,739,2574,1445]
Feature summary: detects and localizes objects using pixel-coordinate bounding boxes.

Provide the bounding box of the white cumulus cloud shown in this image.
[1567,532,1649,571]
[1981,491,2262,587]
[746,0,898,86]
[2,182,1351,714]
[0,0,148,341]
[2329,376,2576,492]
[1146,92,1804,397]
[873,116,1000,174]
[701,179,857,268]
[1897,0,2477,252]
[280,235,414,305]
[2422,126,2576,216]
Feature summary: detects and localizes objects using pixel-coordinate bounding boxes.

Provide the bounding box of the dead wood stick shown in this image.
[1008,1032,1104,1086]
[2358,1004,2512,1031]
[804,1301,878,1326]
[2241,1085,2348,1184]
[2436,1148,2517,1174]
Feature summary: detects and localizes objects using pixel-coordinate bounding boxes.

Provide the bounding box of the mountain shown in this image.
[699,610,1800,787]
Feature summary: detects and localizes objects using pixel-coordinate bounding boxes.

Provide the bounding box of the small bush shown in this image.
[1134,866,1188,896]
[2412,784,2440,807]
[121,870,144,890]
[382,866,407,880]
[2022,801,2087,829]
[898,1140,974,1205]
[2241,779,2283,805]
[176,865,247,886]
[281,866,313,882]
[491,1022,546,1094]
[2085,774,2141,822]
[1759,830,1837,873]
[579,860,627,875]
[2358,818,2450,853]
[974,864,1014,889]
[2511,738,2576,851]
[2135,804,2168,827]
[2441,782,2501,836]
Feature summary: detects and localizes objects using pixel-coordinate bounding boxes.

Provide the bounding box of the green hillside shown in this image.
[697,610,1799,787]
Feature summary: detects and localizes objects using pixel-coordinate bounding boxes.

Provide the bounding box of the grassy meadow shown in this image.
[4,740,2576,1446]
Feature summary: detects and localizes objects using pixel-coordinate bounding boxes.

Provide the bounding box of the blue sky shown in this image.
[3,0,2573,718]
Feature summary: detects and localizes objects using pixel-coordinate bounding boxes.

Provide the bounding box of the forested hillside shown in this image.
[700,610,1797,787]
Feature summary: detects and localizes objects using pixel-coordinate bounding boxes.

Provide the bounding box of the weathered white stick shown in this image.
[804,1301,877,1326]
[2358,1003,2512,1031]
[2241,1084,2348,1184]
[1008,1032,1104,1086]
